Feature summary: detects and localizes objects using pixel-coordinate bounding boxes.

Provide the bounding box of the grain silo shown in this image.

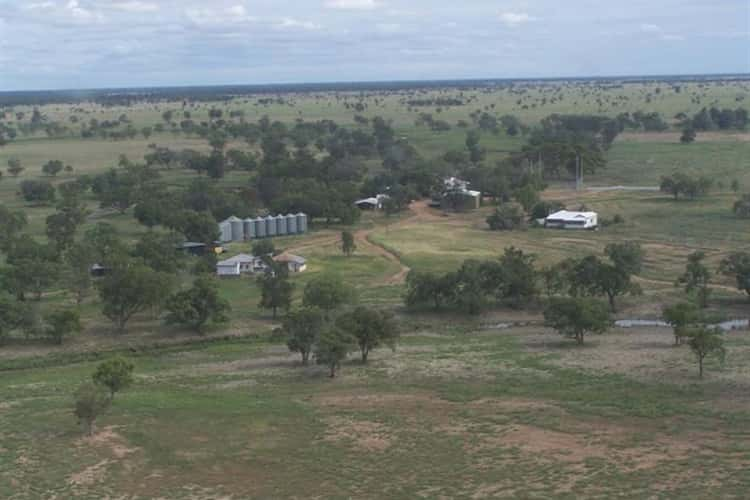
[244,218,256,240]
[276,215,288,235]
[227,216,244,242]
[296,213,308,233]
[265,215,277,237]
[255,217,267,238]
[219,220,232,243]
[286,214,298,234]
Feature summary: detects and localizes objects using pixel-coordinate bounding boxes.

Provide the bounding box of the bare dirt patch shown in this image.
[68,459,111,487]
[75,425,140,459]
[322,416,393,452]
[523,327,750,397]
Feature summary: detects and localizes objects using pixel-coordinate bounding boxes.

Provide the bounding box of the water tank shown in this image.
[265,215,277,237]
[276,215,287,236]
[286,214,298,234]
[297,213,308,233]
[219,221,232,243]
[255,217,267,238]
[244,218,255,240]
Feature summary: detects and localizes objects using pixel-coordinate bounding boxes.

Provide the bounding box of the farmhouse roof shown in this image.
[547,210,597,220]
[273,253,306,265]
[218,253,257,265]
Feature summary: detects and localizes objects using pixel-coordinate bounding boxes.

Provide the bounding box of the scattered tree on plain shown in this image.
[341,230,356,257]
[662,302,700,345]
[92,357,134,400]
[0,293,27,344]
[97,261,172,333]
[680,127,696,144]
[41,159,64,177]
[686,326,725,378]
[258,265,294,319]
[74,382,111,436]
[284,308,324,365]
[486,203,526,231]
[719,252,750,297]
[303,274,352,317]
[733,194,750,218]
[45,309,82,345]
[315,326,354,378]
[337,306,399,363]
[165,277,230,333]
[676,251,711,308]
[7,157,23,177]
[20,180,55,205]
[544,297,610,345]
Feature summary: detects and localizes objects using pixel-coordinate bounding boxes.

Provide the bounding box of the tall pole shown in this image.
[538,151,543,177]
[580,155,584,189]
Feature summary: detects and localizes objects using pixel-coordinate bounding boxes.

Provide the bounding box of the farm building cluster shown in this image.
[216,252,307,277]
[430,177,482,211]
[218,213,308,243]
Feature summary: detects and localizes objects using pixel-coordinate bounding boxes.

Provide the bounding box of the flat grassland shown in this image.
[2,322,749,498]
[1,80,750,498]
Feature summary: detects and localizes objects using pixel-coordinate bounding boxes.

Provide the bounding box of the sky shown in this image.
[0,0,748,91]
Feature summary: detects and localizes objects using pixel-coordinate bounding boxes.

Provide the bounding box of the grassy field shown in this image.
[1,80,750,497]
[0,81,748,349]
[2,320,749,498]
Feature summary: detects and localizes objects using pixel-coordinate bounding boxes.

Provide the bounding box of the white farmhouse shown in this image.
[216,254,267,277]
[545,210,598,230]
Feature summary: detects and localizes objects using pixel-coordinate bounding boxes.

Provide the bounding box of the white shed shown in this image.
[545,210,598,230]
[273,253,307,273]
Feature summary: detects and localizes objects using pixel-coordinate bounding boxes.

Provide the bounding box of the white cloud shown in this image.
[24,1,55,10]
[376,23,400,33]
[110,2,159,13]
[227,5,248,18]
[185,6,256,26]
[324,0,381,10]
[640,23,684,41]
[277,17,321,30]
[499,12,536,28]
[66,0,104,22]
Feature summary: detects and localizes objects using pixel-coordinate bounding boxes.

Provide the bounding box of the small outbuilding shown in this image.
[355,194,389,210]
[545,210,598,230]
[273,253,307,273]
[89,264,111,277]
[176,242,208,256]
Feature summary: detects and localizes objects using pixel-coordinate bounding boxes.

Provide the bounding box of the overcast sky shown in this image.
[0,0,748,91]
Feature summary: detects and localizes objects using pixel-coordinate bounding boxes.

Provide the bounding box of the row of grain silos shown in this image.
[219,213,308,243]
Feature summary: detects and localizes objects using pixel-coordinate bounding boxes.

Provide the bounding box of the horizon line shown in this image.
[2,72,749,95]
